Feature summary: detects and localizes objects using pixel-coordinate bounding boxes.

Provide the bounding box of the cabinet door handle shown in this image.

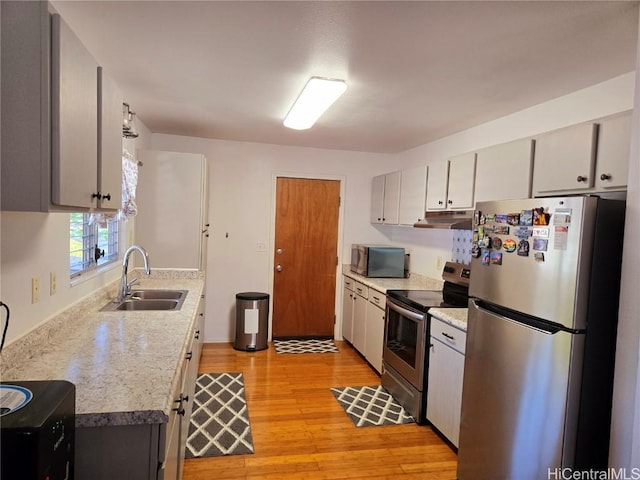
[448,199,453,205]
[438,200,443,205]
[173,407,186,416]
[600,173,612,181]
[185,352,193,360]
[441,332,455,340]
[373,296,380,302]
[576,175,587,183]
[92,192,102,200]
[102,193,111,201]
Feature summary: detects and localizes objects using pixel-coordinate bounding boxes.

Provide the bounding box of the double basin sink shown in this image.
[101,289,188,311]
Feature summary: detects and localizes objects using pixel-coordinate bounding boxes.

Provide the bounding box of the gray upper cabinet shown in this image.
[1,2,122,212]
[98,67,124,210]
[532,122,598,196]
[51,13,99,209]
[475,139,534,203]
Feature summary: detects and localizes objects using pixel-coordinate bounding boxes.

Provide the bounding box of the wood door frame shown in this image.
[267,172,346,341]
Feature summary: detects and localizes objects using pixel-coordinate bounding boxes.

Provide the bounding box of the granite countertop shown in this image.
[429,308,468,331]
[0,270,205,428]
[342,265,443,292]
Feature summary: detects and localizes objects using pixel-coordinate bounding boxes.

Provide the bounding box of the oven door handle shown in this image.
[386,299,424,322]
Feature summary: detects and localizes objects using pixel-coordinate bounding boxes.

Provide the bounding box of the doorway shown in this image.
[272,177,341,338]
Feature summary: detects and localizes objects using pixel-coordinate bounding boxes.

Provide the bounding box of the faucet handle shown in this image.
[126,277,139,294]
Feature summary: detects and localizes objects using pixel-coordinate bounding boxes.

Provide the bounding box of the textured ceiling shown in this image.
[52,1,639,153]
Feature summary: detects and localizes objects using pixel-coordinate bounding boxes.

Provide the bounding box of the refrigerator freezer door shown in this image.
[457,300,585,480]
[470,196,597,330]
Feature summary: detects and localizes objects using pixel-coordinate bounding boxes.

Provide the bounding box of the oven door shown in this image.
[383,297,427,390]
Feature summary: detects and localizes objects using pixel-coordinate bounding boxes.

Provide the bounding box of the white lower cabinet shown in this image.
[427,317,466,447]
[352,282,368,353]
[364,293,385,374]
[342,279,355,342]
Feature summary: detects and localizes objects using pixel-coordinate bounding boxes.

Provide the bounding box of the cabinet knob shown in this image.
[102,193,111,201]
[92,192,102,200]
[173,407,186,416]
[576,175,587,183]
[600,173,612,181]
[186,351,193,360]
[438,200,443,205]
[448,200,453,205]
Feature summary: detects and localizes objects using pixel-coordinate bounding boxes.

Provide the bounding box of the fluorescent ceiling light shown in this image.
[283,77,347,130]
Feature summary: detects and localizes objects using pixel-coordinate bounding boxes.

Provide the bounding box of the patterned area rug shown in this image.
[273,339,339,354]
[331,385,415,427]
[185,373,254,458]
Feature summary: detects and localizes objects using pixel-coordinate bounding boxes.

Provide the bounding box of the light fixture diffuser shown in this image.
[283,77,347,130]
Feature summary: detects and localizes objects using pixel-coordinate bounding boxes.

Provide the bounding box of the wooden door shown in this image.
[273,177,340,338]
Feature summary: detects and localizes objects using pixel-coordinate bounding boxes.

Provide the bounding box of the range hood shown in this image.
[413,211,474,230]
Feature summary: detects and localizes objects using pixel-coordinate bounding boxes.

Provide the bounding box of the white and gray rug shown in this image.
[185,372,254,458]
[330,385,415,427]
[273,339,339,354]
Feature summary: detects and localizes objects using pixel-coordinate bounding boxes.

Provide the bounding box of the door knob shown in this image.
[276,264,283,272]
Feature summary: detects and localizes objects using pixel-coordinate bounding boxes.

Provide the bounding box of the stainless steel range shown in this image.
[382,262,470,424]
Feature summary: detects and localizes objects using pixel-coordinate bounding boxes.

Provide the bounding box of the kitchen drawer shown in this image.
[354,281,368,299]
[344,276,356,292]
[430,317,466,355]
[368,289,385,308]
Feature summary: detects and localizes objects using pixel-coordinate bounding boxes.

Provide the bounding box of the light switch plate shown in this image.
[50,272,57,295]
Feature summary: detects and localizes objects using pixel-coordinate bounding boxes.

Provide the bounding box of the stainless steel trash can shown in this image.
[234,292,269,351]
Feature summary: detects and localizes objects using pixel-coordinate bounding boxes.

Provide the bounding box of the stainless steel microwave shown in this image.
[350,245,406,278]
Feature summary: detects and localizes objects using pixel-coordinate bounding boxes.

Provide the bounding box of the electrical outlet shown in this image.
[256,242,267,252]
[436,256,443,270]
[32,276,40,304]
[50,272,57,295]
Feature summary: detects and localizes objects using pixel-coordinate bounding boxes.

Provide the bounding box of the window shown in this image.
[70,213,119,277]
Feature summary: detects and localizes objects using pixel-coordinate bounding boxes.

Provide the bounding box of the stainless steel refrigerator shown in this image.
[457,196,625,480]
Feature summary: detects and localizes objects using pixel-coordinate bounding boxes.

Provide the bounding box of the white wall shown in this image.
[0,122,151,345]
[148,134,397,342]
[609,8,640,469]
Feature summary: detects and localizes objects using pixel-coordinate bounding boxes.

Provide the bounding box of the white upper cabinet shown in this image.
[447,152,476,209]
[399,165,428,225]
[370,171,401,225]
[370,174,386,224]
[425,161,449,210]
[136,151,209,270]
[594,112,631,191]
[382,171,401,224]
[475,139,534,203]
[51,14,99,209]
[426,154,475,211]
[98,67,123,210]
[532,122,597,195]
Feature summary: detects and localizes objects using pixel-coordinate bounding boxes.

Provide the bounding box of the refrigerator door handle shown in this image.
[470,299,565,335]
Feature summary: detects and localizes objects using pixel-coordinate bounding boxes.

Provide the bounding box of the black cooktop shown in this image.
[387,282,469,313]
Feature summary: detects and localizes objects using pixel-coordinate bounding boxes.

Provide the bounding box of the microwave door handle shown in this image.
[387,299,424,322]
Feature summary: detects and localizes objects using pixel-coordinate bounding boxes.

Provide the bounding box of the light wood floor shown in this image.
[183,341,458,480]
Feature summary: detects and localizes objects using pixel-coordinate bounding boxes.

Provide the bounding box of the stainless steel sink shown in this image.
[116,299,180,311]
[129,289,187,300]
[101,290,188,311]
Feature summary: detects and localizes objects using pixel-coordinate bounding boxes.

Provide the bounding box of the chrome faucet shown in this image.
[115,245,151,302]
